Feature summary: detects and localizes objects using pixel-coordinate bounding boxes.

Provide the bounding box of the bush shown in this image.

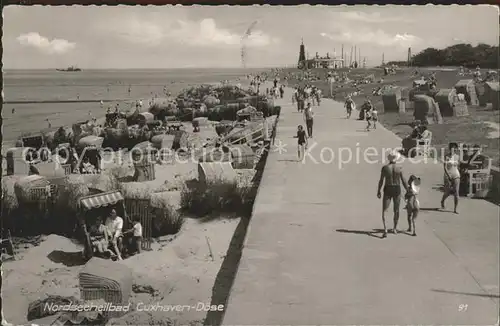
[152,203,185,236]
[180,178,253,217]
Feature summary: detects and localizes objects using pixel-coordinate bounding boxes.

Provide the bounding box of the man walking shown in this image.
[297,89,305,112]
[377,151,408,238]
[304,102,314,138]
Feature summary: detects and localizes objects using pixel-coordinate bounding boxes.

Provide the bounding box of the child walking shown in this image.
[365,107,373,131]
[123,216,143,254]
[294,125,308,161]
[371,107,378,129]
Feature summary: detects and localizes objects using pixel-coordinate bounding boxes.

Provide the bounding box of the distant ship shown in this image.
[56,66,82,72]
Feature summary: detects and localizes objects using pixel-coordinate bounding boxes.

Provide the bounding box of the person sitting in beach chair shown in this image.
[81,157,96,174]
[401,121,420,157]
[105,209,124,260]
[89,217,114,257]
[29,163,40,176]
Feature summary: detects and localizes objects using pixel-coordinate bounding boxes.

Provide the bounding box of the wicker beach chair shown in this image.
[79,257,133,317]
[125,199,153,251]
[416,131,432,157]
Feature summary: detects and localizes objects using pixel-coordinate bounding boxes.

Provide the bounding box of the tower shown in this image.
[408,47,412,66]
[298,38,306,69]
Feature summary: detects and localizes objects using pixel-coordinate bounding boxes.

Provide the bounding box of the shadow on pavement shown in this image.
[432,185,445,192]
[432,289,500,299]
[420,207,442,212]
[336,228,386,239]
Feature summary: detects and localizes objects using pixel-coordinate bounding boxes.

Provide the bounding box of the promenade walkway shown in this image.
[222,89,499,325]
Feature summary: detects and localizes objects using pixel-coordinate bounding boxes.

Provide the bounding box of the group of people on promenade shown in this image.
[376,141,469,238]
[283,84,476,238]
[291,85,321,160]
[292,85,322,110]
[343,96,378,131]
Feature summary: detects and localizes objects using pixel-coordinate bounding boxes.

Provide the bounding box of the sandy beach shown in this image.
[2,217,241,325]
[3,4,497,326]
[2,67,267,325]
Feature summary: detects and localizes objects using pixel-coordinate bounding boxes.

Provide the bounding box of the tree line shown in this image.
[387,43,498,69]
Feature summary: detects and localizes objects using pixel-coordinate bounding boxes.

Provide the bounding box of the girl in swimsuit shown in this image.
[345,96,354,119]
[441,142,460,214]
[294,125,308,161]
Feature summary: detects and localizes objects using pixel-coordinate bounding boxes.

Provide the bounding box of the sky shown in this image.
[3,5,499,69]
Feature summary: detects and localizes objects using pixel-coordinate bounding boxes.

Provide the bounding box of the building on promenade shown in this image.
[297,39,344,69]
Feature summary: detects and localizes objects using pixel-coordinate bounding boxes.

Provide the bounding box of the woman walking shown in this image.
[304,103,314,138]
[344,95,354,119]
[441,142,461,214]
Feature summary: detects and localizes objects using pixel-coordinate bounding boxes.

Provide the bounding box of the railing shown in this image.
[225,126,265,145]
[189,117,274,164]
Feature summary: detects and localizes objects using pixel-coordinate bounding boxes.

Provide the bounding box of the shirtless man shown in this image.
[377,151,408,238]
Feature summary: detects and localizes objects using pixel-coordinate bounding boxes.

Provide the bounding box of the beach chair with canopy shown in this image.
[29,182,58,215]
[6,147,32,175]
[124,199,153,251]
[131,142,157,181]
[415,131,433,157]
[21,133,44,150]
[79,191,127,260]
[77,136,104,174]
[463,145,492,198]
[79,191,152,258]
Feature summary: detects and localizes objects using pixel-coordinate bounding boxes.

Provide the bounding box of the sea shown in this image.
[2,68,264,147]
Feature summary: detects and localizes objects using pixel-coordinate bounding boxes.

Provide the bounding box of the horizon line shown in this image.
[3,66,293,71]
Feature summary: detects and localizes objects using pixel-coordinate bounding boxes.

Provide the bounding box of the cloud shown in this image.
[335,11,412,23]
[452,37,468,43]
[104,17,277,48]
[115,20,164,45]
[17,32,76,54]
[320,30,420,47]
[173,18,278,47]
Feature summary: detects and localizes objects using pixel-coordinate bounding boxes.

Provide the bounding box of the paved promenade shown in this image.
[222,90,499,325]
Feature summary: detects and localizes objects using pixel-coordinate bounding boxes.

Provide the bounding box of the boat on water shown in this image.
[56,66,82,72]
